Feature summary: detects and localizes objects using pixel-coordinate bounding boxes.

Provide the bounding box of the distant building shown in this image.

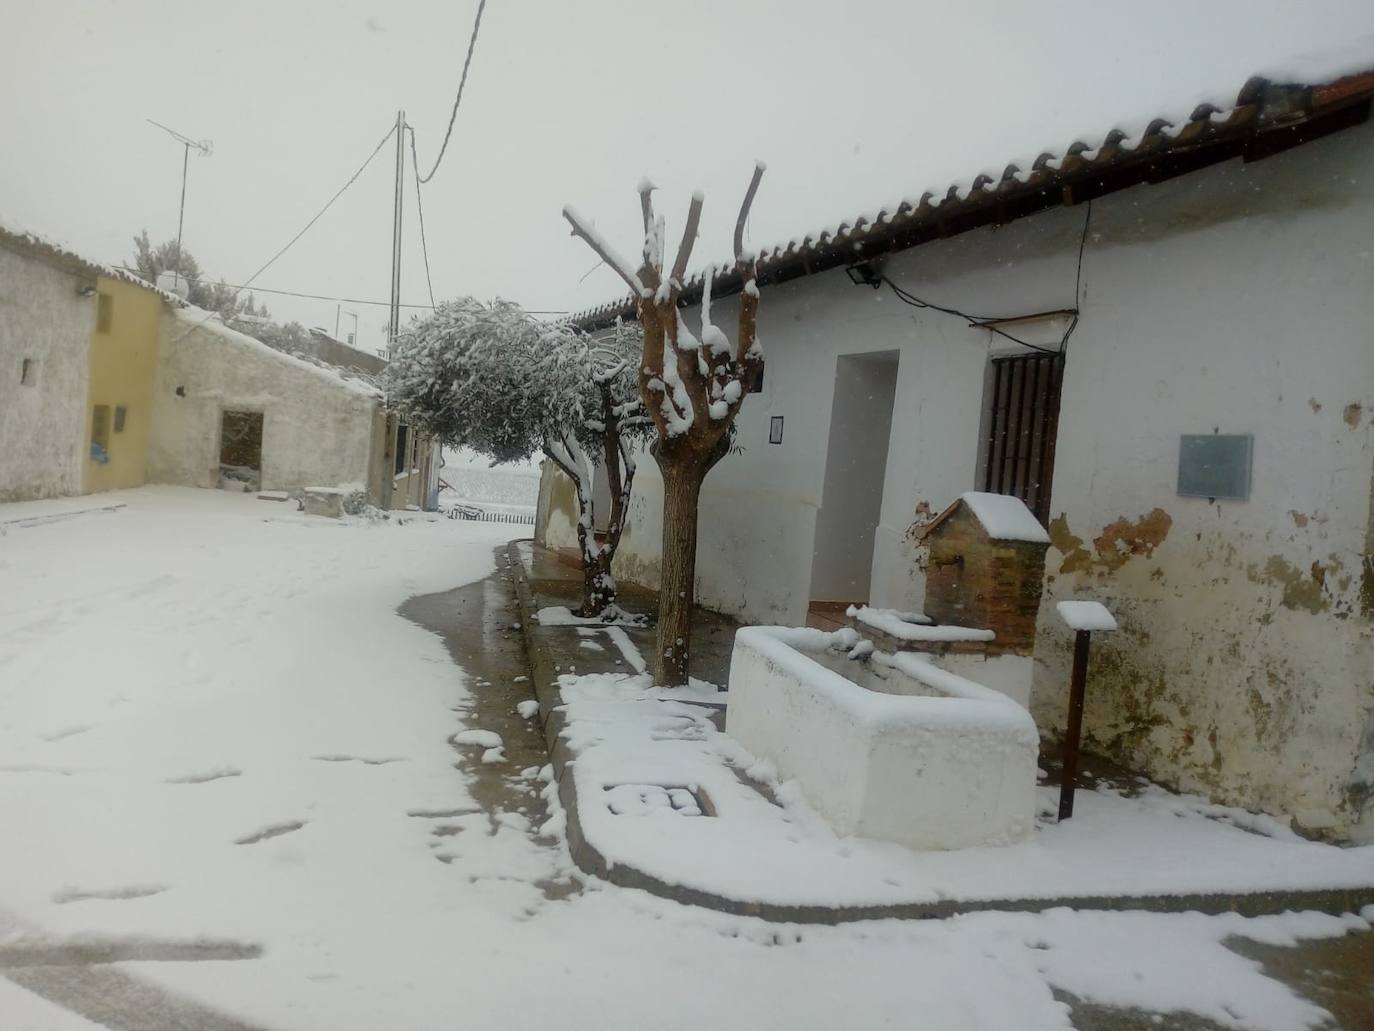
[0,222,438,511]
[539,65,1374,841]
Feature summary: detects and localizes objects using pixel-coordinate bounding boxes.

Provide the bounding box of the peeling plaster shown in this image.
[1049,508,1173,575]
[1343,401,1363,429]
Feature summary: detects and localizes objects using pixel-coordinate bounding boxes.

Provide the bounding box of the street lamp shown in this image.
[147,119,211,293]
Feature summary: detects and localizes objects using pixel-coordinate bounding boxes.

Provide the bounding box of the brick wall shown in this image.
[923,507,1047,655]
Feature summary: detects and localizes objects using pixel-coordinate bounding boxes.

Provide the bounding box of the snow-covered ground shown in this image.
[0,487,1368,1030]
[440,447,538,513]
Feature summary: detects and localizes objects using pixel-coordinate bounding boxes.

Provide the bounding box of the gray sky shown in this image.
[4,1,1373,353]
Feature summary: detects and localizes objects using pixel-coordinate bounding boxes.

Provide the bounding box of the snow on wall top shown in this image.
[957,492,1051,544]
[169,307,382,400]
[1056,600,1119,633]
[567,53,1374,331]
[0,218,187,307]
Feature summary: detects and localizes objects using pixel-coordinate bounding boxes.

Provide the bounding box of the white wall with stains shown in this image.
[0,245,94,501]
[541,114,1374,840]
[147,310,381,495]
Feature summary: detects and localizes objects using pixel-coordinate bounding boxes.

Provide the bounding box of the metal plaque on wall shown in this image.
[1177,433,1252,500]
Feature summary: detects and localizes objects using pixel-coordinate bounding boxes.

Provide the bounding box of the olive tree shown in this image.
[387,299,648,618]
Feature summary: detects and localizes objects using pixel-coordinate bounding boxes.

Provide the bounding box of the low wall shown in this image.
[726,626,1038,850]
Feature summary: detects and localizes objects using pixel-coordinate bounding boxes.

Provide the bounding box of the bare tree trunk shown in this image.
[563,162,766,683]
[581,547,616,617]
[655,458,702,686]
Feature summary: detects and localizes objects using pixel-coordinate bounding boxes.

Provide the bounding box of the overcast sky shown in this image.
[3,1,1372,352]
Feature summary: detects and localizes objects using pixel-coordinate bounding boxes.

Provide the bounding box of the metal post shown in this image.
[175,141,190,285]
[388,109,405,354]
[1058,628,1092,820]
[334,304,341,340]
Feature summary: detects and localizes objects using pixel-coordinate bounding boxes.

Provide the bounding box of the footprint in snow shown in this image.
[166,768,242,784]
[41,724,94,743]
[310,754,406,765]
[53,884,167,904]
[234,820,307,845]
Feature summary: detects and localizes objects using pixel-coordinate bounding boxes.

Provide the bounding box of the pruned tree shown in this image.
[387,299,650,618]
[563,163,766,685]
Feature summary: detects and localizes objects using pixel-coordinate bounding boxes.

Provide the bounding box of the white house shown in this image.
[537,65,1374,841]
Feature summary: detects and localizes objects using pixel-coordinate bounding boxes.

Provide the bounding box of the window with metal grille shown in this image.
[981,352,1065,526]
[394,423,410,475]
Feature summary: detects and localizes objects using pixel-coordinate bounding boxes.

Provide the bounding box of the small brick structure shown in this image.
[914,492,1051,656]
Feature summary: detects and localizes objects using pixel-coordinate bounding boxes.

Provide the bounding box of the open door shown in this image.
[808,351,899,628]
[219,409,263,492]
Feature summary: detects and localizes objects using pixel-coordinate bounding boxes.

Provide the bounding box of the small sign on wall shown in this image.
[769,415,784,445]
[1178,433,1252,500]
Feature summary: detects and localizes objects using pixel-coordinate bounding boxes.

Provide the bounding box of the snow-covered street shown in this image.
[0,488,1368,1030]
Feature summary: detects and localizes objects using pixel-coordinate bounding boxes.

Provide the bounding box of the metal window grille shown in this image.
[981,352,1065,526]
[394,424,410,475]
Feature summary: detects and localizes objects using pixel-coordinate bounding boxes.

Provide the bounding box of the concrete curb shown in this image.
[505,541,1374,924]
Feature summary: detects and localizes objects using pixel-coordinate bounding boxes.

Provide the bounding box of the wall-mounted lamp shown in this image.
[76,284,97,298]
[844,262,884,289]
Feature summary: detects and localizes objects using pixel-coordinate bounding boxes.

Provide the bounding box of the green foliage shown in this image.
[129,229,263,320]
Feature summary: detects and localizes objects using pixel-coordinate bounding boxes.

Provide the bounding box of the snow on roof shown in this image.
[568,56,1374,331]
[1056,600,1119,633]
[0,218,186,307]
[169,307,382,399]
[957,492,1051,544]
[915,492,1050,544]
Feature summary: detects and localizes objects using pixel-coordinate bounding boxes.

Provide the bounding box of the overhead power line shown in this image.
[407,127,437,307]
[169,121,399,346]
[115,265,568,316]
[239,123,398,295]
[415,0,488,184]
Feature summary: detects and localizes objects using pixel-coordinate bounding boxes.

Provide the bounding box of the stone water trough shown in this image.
[727,626,1039,851]
[726,493,1052,852]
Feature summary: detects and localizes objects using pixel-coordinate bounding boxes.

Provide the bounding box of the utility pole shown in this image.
[147,120,211,292]
[388,109,405,354]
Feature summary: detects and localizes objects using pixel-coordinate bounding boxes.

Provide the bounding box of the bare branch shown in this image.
[732,161,767,261]
[670,191,704,286]
[638,178,656,236]
[562,205,646,296]
[639,179,659,274]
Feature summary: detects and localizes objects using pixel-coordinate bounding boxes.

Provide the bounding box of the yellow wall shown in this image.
[84,276,162,493]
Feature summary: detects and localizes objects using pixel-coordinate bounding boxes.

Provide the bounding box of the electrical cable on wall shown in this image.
[415,0,488,184]
[874,200,1093,356]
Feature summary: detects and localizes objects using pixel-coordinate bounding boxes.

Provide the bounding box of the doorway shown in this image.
[808,351,900,622]
[219,409,264,492]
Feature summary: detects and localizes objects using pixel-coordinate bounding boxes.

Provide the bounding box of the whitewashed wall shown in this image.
[543,116,1374,839]
[0,247,93,501]
[148,310,380,494]
[810,352,900,602]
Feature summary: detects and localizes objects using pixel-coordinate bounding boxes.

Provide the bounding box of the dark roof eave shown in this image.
[569,71,1374,332]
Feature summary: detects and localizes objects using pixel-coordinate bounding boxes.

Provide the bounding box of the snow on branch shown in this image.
[562,205,647,298]
[670,191,704,287]
[733,161,767,262]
